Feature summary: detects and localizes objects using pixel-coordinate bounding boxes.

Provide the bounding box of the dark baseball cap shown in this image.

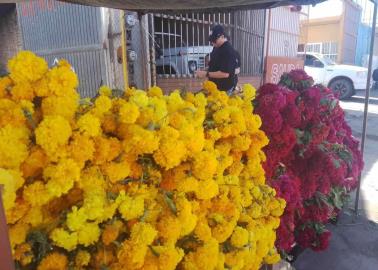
[209,25,225,43]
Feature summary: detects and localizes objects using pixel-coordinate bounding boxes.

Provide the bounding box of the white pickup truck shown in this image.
[299,53,369,99]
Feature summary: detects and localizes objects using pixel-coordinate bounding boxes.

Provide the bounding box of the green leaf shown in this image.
[176,235,203,253]
[26,230,52,263]
[148,245,160,257]
[331,188,345,209]
[147,122,156,131]
[112,89,124,98]
[23,108,36,129]
[313,223,326,234]
[164,192,177,215]
[330,99,338,110]
[333,159,341,169]
[295,129,304,144]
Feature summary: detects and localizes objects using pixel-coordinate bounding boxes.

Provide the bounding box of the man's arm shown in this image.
[208,70,230,78]
[195,70,229,79]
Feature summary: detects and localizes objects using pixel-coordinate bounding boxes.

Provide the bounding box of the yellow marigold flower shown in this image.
[21,147,48,178]
[23,181,51,207]
[24,206,43,227]
[93,95,112,116]
[0,76,12,98]
[5,200,30,225]
[77,113,101,137]
[0,99,25,128]
[9,222,30,251]
[94,248,115,268]
[157,215,182,244]
[11,82,35,101]
[182,237,219,270]
[68,133,95,169]
[119,102,140,124]
[176,176,199,194]
[249,203,262,219]
[101,113,117,133]
[75,250,91,267]
[35,115,72,159]
[102,220,122,246]
[122,125,159,156]
[230,226,249,248]
[242,84,256,101]
[130,222,157,244]
[0,125,29,169]
[151,244,185,270]
[44,158,80,197]
[176,196,197,236]
[194,220,212,242]
[202,80,218,94]
[119,195,144,221]
[192,151,218,180]
[0,168,17,210]
[67,206,88,231]
[78,222,100,247]
[8,51,48,83]
[148,86,163,97]
[41,91,79,120]
[264,248,281,265]
[93,136,121,165]
[102,161,130,183]
[232,135,252,152]
[99,85,112,96]
[33,77,49,97]
[47,64,78,96]
[82,191,106,221]
[130,90,149,107]
[154,126,187,169]
[14,243,33,266]
[37,252,68,270]
[50,228,78,251]
[195,179,219,200]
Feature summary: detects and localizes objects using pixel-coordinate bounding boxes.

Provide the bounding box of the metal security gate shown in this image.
[149,10,266,80]
[17,0,108,97]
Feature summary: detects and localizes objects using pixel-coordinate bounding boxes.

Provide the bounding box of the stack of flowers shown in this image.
[0,51,285,270]
[255,70,363,254]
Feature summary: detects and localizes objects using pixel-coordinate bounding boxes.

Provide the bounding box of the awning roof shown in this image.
[7,0,326,13]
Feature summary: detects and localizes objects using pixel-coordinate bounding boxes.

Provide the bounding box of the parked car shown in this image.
[298,52,369,99]
[154,32,213,76]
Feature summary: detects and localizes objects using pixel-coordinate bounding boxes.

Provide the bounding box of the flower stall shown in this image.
[1,51,286,269]
[0,49,364,269]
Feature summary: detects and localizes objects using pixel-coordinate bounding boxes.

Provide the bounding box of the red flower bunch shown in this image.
[256,70,363,254]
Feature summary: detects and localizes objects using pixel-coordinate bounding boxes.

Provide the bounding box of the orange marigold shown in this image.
[37,252,68,270]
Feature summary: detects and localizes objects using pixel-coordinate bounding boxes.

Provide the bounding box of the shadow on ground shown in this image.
[293,210,378,270]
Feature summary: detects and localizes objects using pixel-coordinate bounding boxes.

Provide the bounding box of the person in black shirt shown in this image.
[196,25,238,94]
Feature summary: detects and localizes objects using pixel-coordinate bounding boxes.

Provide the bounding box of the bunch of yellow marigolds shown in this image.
[0,51,285,270]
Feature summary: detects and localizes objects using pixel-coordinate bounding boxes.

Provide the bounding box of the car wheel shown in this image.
[329,78,354,99]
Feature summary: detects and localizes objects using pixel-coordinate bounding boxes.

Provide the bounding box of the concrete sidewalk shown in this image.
[293,212,378,270]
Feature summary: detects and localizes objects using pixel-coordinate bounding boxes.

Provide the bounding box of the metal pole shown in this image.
[355,0,377,215]
[0,186,16,270]
[120,10,129,90]
[263,9,272,84]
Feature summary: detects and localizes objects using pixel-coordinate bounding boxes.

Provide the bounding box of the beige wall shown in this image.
[299,0,361,64]
[300,18,341,44]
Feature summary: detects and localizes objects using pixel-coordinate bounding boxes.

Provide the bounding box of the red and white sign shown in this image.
[265,56,304,84]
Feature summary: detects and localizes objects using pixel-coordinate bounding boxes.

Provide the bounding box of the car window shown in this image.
[305,55,324,68]
[305,55,315,66]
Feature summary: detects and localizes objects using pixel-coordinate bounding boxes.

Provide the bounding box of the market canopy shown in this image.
[5,0,326,12]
